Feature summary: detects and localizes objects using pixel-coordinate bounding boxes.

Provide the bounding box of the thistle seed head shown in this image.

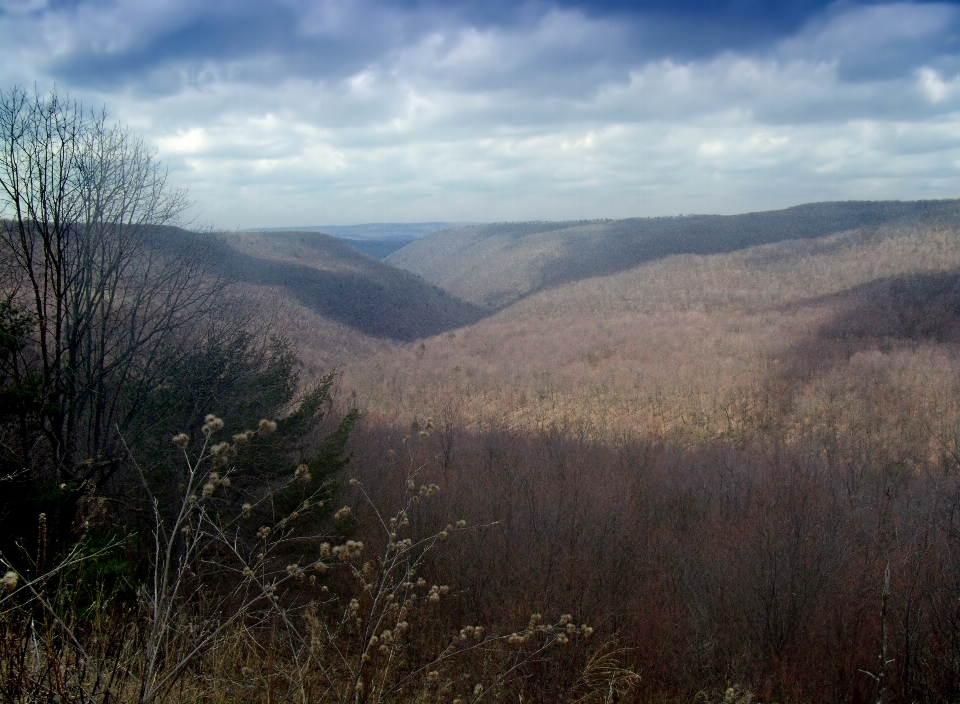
[233,430,254,444]
[1,570,18,592]
[294,464,311,483]
[202,415,224,434]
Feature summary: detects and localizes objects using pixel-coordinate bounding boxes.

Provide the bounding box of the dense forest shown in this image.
[6,88,960,704]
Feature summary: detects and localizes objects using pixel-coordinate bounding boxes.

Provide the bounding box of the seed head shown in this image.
[241,503,252,518]
[171,433,189,449]
[233,430,255,444]
[202,415,224,434]
[257,526,271,540]
[294,464,311,483]
[258,419,278,435]
[334,506,352,521]
[1,570,18,592]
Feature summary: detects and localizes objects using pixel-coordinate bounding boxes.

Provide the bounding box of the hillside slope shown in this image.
[217,230,484,341]
[351,211,960,439]
[388,200,960,308]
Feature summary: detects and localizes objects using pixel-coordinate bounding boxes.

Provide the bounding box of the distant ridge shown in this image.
[217,230,484,340]
[251,223,475,241]
[143,227,483,341]
[388,200,960,308]
[338,237,415,259]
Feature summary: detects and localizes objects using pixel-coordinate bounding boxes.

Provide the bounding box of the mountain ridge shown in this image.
[388,199,960,308]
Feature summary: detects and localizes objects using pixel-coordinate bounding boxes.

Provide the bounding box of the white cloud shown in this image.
[3,1,960,226]
[917,67,960,104]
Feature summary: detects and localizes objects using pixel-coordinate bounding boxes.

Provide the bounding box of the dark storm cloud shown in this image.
[2,0,901,92]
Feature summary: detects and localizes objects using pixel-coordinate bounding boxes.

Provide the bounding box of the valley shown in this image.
[203,200,960,700]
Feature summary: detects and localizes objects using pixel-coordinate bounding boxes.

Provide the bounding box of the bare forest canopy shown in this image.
[211,229,485,340]
[388,199,960,309]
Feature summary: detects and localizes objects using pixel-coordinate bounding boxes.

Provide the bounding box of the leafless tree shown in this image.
[0,86,226,490]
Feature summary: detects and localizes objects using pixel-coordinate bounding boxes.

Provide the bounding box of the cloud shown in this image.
[2,1,960,226]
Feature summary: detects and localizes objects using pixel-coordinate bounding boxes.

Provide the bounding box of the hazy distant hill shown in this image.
[214,230,484,341]
[253,223,471,240]
[388,200,960,308]
[252,222,479,259]
[338,237,415,259]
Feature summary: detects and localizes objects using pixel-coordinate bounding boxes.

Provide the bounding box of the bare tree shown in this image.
[0,86,225,490]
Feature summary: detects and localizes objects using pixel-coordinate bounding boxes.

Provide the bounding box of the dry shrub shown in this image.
[0,418,637,703]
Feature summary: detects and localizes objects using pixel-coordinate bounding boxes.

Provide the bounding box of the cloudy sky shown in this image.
[2,0,960,227]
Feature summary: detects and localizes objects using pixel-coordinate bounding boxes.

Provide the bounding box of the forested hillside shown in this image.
[337,206,960,703]
[217,230,484,340]
[389,200,960,308]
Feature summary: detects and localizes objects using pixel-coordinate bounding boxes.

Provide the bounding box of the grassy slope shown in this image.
[388,200,960,309]
[352,212,960,442]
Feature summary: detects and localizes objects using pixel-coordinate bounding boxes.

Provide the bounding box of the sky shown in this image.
[3,0,960,228]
